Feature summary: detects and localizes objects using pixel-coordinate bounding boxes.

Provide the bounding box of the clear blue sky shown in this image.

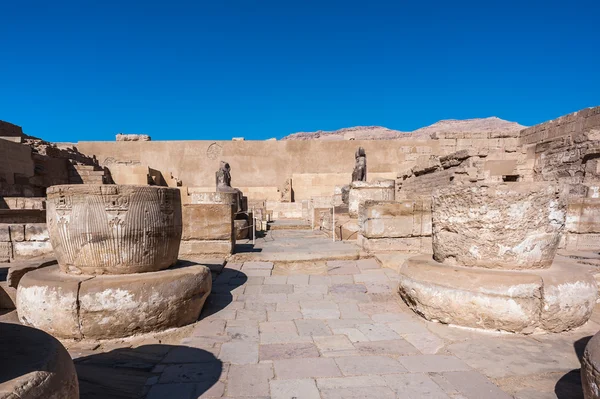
[1,0,598,142]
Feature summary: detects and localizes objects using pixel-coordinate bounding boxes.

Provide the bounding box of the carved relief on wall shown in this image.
[207,142,223,160]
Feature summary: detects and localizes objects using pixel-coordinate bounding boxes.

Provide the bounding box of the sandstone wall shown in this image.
[73,139,440,201]
[0,139,34,185]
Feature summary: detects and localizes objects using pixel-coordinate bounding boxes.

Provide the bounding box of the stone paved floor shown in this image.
[65,229,600,399]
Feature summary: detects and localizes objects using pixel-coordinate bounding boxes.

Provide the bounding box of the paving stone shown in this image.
[159,362,224,383]
[227,364,273,397]
[302,308,341,320]
[364,282,394,294]
[262,284,294,294]
[358,301,402,315]
[263,275,287,284]
[437,371,513,398]
[295,319,332,336]
[326,319,369,329]
[338,303,371,319]
[383,373,451,398]
[320,386,396,398]
[270,378,321,399]
[219,342,259,364]
[147,383,196,399]
[329,284,367,294]
[387,318,430,334]
[334,355,406,376]
[225,262,243,270]
[288,293,325,302]
[243,293,288,303]
[327,260,360,275]
[371,313,412,323]
[243,285,262,295]
[243,269,272,277]
[244,301,277,311]
[314,335,355,354]
[198,380,225,398]
[191,319,227,338]
[331,328,369,343]
[259,343,320,361]
[293,284,329,294]
[273,357,342,379]
[267,310,303,321]
[354,339,419,356]
[403,332,446,354]
[398,355,471,372]
[162,346,221,363]
[300,300,339,310]
[356,259,380,270]
[242,261,274,270]
[260,332,313,345]
[287,275,310,285]
[309,275,331,285]
[235,309,267,322]
[259,321,298,334]
[226,323,259,342]
[316,375,387,389]
[357,323,402,341]
[244,276,266,285]
[276,301,301,311]
[353,270,390,283]
[330,275,354,284]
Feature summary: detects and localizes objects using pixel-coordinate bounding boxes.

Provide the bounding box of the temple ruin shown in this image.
[1,106,600,398]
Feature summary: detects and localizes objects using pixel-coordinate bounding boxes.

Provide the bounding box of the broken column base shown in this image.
[17,262,212,340]
[582,330,600,399]
[0,323,79,398]
[398,254,598,334]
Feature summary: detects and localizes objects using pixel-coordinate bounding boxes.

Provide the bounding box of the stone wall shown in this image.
[0,223,51,262]
[358,199,432,253]
[179,203,235,257]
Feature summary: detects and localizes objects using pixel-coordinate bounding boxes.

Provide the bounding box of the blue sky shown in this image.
[1,0,598,142]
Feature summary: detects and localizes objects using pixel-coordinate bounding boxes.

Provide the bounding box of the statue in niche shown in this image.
[216,161,232,191]
[352,147,367,182]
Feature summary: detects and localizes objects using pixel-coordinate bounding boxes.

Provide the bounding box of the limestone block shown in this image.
[9,224,25,242]
[0,224,10,242]
[348,180,395,218]
[179,240,233,257]
[566,198,600,234]
[0,323,79,399]
[182,203,234,241]
[359,235,424,253]
[191,191,240,213]
[25,224,49,241]
[582,331,600,399]
[13,241,53,260]
[115,133,151,141]
[0,242,12,262]
[432,183,567,269]
[359,201,416,238]
[46,185,182,275]
[17,266,92,339]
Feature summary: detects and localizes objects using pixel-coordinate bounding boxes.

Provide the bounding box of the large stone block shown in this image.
[0,323,79,399]
[348,180,395,217]
[17,263,211,339]
[12,241,53,260]
[182,203,234,241]
[432,183,567,269]
[46,185,182,275]
[179,240,234,257]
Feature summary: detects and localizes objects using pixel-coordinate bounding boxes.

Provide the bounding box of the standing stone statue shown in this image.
[352,147,367,182]
[216,161,232,191]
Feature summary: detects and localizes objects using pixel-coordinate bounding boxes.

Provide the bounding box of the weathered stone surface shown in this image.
[0,323,79,399]
[46,185,182,275]
[24,223,50,241]
[18,263,211,339]
[182,203,234,241]
[7,257,56,288]
[398,254,596,333]
[279,178,293,202]
[12,241,53,260]
[115,133,150,141]
[235,219,249,240]
[190,190,240,213]
[432,183,567,269]
[348,179,395,217]
[582,330,600,399]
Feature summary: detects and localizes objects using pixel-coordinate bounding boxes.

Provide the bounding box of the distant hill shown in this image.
[281,117,526,140]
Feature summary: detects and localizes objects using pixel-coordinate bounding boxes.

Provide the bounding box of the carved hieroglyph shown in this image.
[432,183,567,269]
[46,185,182,275]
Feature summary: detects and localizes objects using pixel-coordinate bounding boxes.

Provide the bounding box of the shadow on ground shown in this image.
[555,335,592,399]
[200,269,247,320]
[75,344,223,399]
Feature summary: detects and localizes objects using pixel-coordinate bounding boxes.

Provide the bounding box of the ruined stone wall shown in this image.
[0,139,34,186]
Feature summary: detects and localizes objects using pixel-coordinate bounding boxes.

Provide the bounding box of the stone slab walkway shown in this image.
[66,250,600,399]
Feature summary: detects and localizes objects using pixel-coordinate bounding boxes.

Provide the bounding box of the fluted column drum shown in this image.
[46,185,182,275]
